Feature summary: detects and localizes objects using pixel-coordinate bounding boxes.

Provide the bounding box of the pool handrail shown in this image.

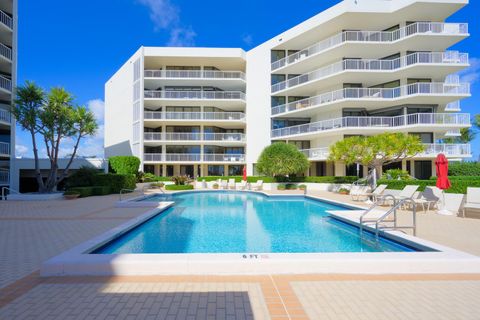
[1,186,20,200]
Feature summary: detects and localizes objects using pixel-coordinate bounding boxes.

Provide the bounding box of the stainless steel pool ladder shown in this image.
[1,187,20,200]
[359,195,417,239]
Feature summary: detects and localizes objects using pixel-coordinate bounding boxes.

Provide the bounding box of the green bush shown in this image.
[285,183,298,190]
[140,172,170,182]
[277,184,286,190]
[109,156,140,175]
[67,187,94,198]
[66,166,101,188]
[197,176,357,184]
[377,179,480,194]
[382,169,411,181]
[93,173,136,193]
[165,184,194,191]
[448,162,480,176]
[63,190,80,196]
[91,186,111,196]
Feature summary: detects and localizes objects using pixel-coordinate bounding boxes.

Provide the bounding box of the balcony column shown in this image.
[431,160,437,177]
[154,165,161,176]
[334,161,345,177]
[224,164,228,176]
[402,160,407,172]
[162,164,167,177]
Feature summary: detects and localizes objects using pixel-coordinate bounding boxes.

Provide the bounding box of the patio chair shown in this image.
[221,180,228,189]
[239,180,247,190]
[201,179,207,189]
[228,179,236,190]
[251,180,263,191]
[350,185,371,201]
[384,185,419,207]
[352,184,387,202]
[412,186,440,213]
[463,187,480,218]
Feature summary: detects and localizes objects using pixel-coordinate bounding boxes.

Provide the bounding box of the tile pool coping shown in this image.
[41,190,480,277]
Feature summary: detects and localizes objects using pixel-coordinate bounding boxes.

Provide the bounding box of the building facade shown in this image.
[0,0,16,187]
[105,0,471,180]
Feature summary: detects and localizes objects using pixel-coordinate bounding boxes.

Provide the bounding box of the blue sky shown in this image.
[16,0,480,159]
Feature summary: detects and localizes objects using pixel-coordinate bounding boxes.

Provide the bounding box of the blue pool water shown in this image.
[94,191,420,254]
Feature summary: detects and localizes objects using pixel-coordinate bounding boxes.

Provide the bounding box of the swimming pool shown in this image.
[94,191,421,254]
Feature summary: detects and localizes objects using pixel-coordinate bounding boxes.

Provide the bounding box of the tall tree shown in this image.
[256,142,310,178]
[328,133,425,179]
[12,82,98,193]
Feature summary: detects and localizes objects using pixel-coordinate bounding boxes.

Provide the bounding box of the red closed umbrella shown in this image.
[243,166,247,181]
[435,154,452,215]
[435,154,451,190]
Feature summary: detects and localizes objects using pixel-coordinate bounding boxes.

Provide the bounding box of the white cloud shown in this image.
[87,99,105,123]
[137,0,196,47]
[15,144,28,157]
[459,57,480,85]
[167,27,196,47]
[242,34,253,47]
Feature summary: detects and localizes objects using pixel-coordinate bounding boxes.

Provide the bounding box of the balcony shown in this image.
[300,143,471,161]
[0,43,11,61]
[144,153,245,163]
[0,108,11,126]
[144,132,246,143]
[0,10,12,30]
[271,82,470,116]
[144,70,245,80]
[271,22,468,73]
[144,111,245,122]
[271,113,470,140]
[271,51,469,95]
[0,142,9,157]
[144,90,246,109]
[0,75,11,93]
[0,168,8,185]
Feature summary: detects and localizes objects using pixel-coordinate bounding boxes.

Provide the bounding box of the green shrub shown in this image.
[277,184,286,190]
[63,190,80,196]
[448,162,480,176]
[93,173,136,193]
[67,187,94,198]
[150,182,165,188]
[285,183,298,190]
[165,184,194,191]
[91,186,111,196]
[377,179,480,194]
[298,184,307,190]
[172,175,190,185]
[382,169,411,181]
[66,166,101,188]
[109,156,140,175]
[197,176,357,184]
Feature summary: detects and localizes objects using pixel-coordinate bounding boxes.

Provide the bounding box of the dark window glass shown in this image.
[208,165,224,176]
[228,165,243,175]
[414,161,432,179]
[271,50,286,63]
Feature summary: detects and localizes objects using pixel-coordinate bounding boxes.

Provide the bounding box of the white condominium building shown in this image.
[0,0,16,187]
[105,0,471,179]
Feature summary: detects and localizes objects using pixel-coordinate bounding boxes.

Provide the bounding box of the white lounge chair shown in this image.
[350,185,371,201]
[463,187,480,218]
[412,186,440,213]
[352,184,387,202]
[228,179,236,190]
[251,180,263,191]
[221,180,228,189]
[384,185,419,207]
[239,180,247,190]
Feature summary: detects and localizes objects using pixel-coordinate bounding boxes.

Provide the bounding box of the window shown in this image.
[343,83,363,88]
[208,165,224,176]
[346,164,364,178]
[370,80,400,89]
[166,66,201,70]
[271,74,286,85]
[228,165,243,176]
[166,145,200,154]
[166,126,200,133]
[272,96,286,107]
[414,161,432,180]
[271,50,286,63]
[288,140,310,150]
[166,165,174,176]
[316,162,326,176]
[410,132,433,143]
[144,165,155,174]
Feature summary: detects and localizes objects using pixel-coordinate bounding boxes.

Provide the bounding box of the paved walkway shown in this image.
[1,191,480,319]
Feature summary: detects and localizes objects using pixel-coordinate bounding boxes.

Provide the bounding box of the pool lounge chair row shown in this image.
[198,179,263,191]
[464,187,480,219]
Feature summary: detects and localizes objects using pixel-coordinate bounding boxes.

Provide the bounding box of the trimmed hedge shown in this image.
[448,162,480,176]
[67,186,112,198]
[109,156,140,175]
[93,173,136,193]
[165,184,194,191]
[197,176,357,184]
[377,179,480,194]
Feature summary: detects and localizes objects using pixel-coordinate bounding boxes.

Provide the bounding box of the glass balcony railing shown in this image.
[0,109,11,123]
[271,51,469,93]
[0,168,8,185]
[144,90,246,101]
[271,22,469,70]
[144,111,245,121]
[0,75,11,93]
[143,132,246,142]
[271,113,470,138]
[272,82,470,115]
[0,43,12,61]
[144,70,246,80]
[0,142,9,156]
[144,153,245,162]
[0,10,12,30]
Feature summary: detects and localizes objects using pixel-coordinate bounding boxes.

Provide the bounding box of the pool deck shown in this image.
[1,191,480,319]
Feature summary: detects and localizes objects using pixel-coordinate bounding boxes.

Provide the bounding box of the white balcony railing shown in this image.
[144,70,246,80]
[144,132,246,142]
[272,82,470,115]
[0,43,12,61]
[144,90,246,101]
[143,153,246,162]
[272,22,469,70]
[0,142,9,156]
[0,168,8,185]
[300,143,471,160]
[0,109,11,123]
[0,10,12,30]
[271,51,469,93]
[271,113,470,138]
[0,75,11,92]
[144,111,245,121]
[420,144,471,157]
[445,101,461,112]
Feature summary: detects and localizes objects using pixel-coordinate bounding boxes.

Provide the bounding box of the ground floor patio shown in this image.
[1,191,479,319]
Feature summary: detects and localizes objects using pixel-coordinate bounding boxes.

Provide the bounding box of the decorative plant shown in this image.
[277,184,286,190]
[109,156,141,175]
[382,169,412,181]
[172,175,189,186]
[338,188,349,195]
[212,183,219,189]
[63,190,80,200]
[298,184,307,190]
[256,142,309,179]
